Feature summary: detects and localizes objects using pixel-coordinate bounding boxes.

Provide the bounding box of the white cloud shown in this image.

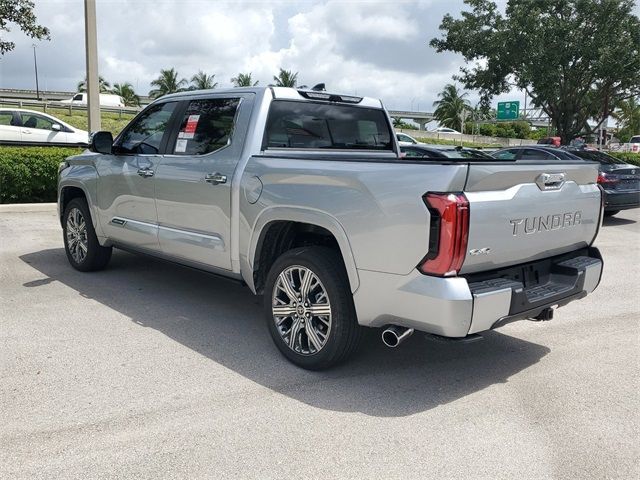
[0,0,495,110]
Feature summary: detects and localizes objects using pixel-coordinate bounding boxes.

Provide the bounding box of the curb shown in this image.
[0,203,57,213]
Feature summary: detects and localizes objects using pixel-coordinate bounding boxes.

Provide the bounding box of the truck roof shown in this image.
[158,86,384,109]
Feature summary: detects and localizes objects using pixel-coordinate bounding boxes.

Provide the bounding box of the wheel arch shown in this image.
[246,208,359,295]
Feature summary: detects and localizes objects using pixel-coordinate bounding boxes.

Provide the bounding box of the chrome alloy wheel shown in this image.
[66,207,88,264]
[272,265,332,355]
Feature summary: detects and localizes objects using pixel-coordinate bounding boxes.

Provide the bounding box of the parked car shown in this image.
[396,132,422,146]
[401,144,494,160]
[60,93,125,108]
[58,87,603,370]
[431,127,461,134]
[0,108,88,146]
[623,135,640,153]
[564,149,640,216]
[491,146,640,216]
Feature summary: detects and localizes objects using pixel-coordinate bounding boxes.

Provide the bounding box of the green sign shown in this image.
[497,101,520,121]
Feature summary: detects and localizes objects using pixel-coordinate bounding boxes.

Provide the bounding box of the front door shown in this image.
[18,112,68,144]
[154,95,252,270]
[95,101,178,252]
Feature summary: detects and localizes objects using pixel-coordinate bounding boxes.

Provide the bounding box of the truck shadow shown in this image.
[20,248,549,418]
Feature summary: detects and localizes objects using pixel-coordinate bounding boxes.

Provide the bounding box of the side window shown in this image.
[115,102,176,155]
[72,94,83,101]
[172,98,240,155]
[0,111,15,126]
[520,149,554,161]
[403,148,425,158]
[20,113,55,130]
[494,149,519,160]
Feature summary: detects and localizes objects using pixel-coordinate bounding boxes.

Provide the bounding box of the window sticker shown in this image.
[179,114,200,139]
[175,139,188,153]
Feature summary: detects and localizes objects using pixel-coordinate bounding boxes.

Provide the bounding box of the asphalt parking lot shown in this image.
[1,206,638,479]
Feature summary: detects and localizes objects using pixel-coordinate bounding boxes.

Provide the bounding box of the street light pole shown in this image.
[32,45,40,100]
[84,0,101,132]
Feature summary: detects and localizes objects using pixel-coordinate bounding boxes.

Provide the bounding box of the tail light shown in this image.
[597,172,619,185]
[419,193,469,276]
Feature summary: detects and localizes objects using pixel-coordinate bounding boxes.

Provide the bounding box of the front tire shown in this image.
[62,197,112,271]
[264,247,362,370]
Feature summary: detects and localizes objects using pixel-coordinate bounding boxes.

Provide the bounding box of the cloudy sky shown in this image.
[2,0,636,111]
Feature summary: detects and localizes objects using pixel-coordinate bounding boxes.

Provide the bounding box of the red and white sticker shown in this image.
[178,114,200,139]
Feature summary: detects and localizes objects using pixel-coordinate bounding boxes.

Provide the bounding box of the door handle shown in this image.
[205,173,227,185]
[22,130,32,134]
[137,167,154,177]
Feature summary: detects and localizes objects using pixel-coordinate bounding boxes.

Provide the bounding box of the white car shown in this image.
[396,132,423,146]
[432,127,462,135]
[0,109,89,146]
[60,93,125,108]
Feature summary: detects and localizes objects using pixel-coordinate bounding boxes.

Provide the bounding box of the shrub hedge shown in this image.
[0,146,83,203]
[607,151,640,166]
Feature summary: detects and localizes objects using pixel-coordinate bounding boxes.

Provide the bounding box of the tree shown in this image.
[77,76,112,93]
[613,96,640,142]
[190,71,217,90]
[112,82,140,107]
[0,0,49,55]
[149,68,187,98]
[273,68,298,87]
[432,84,471,131]
[231,72,259,87]
[430,0,640,145]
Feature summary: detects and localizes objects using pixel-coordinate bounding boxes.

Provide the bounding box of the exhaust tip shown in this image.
[381,325,414,348]
[382,329,400,348]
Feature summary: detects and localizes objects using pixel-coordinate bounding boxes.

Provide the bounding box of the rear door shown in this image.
[460,161,601,274]
[0,110,21,142]
[154,94,253,270]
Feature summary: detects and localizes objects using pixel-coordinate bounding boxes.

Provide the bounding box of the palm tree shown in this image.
[190,71,217,90]
[231,72,259,87]
[613,96,640,142]
[149,68,188,99]
[432,84,471,132]
[77,76,112,93]
[272,68,298,88]
[112,82,140,107]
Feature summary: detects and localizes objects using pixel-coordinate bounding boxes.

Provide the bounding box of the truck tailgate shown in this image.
[460,162,601,274]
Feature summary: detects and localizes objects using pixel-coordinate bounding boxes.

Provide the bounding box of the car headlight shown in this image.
[58,161,70,174]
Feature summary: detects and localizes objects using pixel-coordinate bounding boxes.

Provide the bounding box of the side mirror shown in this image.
[89,131,113,154]
[52,124,62,131]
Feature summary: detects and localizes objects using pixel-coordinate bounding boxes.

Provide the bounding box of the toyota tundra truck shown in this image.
[58,87,604,369]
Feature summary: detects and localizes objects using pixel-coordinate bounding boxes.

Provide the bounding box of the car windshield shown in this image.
[571,150,626,165]
[438,149,493,159]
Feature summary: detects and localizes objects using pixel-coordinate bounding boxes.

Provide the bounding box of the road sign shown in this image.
[497,101,520,121]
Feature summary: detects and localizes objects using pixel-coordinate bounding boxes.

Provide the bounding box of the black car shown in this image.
[401,144,495,160]
[491,146,640,216]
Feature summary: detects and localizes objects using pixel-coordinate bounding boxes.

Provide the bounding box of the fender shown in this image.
[58,166,106,240]
[244,206,360,294]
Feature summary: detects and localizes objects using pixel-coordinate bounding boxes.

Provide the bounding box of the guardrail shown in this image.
[0,98,141,116]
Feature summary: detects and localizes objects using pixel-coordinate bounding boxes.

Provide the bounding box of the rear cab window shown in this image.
[0,111,15,126]
[264,100,393,151]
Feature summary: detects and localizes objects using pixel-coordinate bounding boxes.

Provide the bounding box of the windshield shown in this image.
[264,100,393,151]
[571,150,625,165]
[439,149,493,159]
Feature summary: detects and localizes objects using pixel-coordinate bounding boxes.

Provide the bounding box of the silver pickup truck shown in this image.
[58,87,604,369]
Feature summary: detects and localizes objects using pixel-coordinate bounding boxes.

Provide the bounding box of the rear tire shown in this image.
[264,247,362,370]
[62,197,112,272]
[604,210,620,217]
